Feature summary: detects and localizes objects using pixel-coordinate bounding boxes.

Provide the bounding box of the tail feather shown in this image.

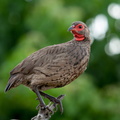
[4,81,14,92]
[5,75,22,92]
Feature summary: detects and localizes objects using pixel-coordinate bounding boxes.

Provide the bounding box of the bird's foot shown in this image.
[52,94,65,113]
[37,91,65,113]
[36,103,54,114]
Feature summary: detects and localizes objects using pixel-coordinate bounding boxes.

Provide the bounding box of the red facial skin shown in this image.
[70,24,85,41]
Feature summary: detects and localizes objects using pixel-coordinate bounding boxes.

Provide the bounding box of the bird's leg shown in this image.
[33,88,46,109]
[39,91,65,113]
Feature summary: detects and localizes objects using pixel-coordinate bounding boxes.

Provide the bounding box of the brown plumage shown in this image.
[5,21,91,112]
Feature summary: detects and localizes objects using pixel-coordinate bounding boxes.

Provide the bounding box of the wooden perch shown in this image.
[31,95,65,120]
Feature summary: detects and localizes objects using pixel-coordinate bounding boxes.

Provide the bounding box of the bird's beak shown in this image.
[68,26,75,31]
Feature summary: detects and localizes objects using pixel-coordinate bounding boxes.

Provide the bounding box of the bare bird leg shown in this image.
[31,95,65,120]
[39,91,65,113]
[33,88,46,109]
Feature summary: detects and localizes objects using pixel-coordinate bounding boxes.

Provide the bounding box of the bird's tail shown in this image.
[4,75,21,92]
[4,80,14,92]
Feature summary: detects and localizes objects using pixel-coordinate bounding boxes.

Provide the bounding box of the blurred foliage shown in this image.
[0,0,120,119]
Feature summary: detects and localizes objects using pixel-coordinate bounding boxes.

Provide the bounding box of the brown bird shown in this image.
[5,21,91,113]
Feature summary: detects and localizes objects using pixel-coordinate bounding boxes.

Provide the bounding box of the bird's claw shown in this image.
[54,95,65,113]
[36,103,54,114]
[36,94,65,113]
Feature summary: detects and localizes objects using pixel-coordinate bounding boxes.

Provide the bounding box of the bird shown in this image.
[5,21,91,113]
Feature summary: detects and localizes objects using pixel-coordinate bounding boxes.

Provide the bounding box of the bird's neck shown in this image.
[73,33,85,41]
[71,37,90,47]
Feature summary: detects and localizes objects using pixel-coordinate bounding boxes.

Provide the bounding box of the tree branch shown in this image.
[31,95,65,120]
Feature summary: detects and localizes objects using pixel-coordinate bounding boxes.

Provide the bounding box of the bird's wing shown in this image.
[10,44,69,76]
[4,44,70,92]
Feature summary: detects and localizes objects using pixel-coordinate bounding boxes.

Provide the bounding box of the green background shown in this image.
[0,0,120,119]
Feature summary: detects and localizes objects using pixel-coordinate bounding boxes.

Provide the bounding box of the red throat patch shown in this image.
[72,31,85,41]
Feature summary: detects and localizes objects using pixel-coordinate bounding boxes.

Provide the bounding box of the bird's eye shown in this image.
[79,25,83,29]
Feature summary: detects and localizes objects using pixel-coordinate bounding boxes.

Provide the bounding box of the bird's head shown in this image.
[68,21,90,41]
